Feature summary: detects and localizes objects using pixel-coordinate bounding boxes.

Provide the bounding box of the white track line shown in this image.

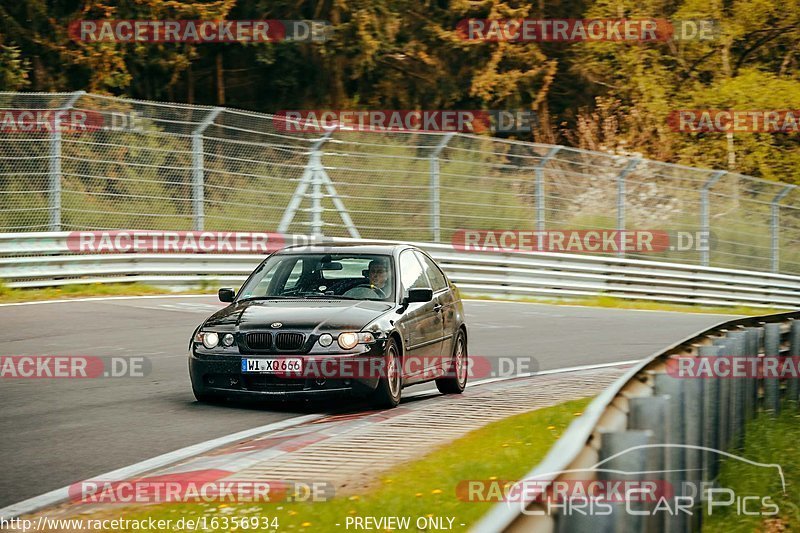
[0,358,639,520]
[0,294,213,307]
[0,294,742,316]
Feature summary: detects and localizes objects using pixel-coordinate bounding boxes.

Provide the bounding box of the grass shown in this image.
[464,293,792,316]
[0,282,214,303]
[54,397,591,532]
[703,402,800,532]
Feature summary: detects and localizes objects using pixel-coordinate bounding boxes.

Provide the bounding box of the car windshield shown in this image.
[237,253,394,302]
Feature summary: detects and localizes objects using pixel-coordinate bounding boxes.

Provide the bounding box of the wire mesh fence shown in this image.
[0,91,798,275]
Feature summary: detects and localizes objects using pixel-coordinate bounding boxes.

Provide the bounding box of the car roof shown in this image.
[274,242,412,256]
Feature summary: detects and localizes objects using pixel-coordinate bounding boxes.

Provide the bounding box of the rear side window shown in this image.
[416,251,447,292]
[399,250,430,292]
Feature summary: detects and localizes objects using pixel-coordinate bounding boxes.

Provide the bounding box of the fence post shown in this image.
[310,152,324,237]
[191,107,223,232]
[616,158,640,257]
[279,129,358,238]
[48,91,85,231]
[700,171,726,266]
[429,133,454,243]
[764,323,782,416]
[535,146,561,243]
[770,186,794,273]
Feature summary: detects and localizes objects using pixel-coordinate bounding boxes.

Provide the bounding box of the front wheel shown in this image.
[436,329,468,394]
[369,338,402,408]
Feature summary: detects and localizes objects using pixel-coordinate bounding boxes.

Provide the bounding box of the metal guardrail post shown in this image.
[652,372,685,533]
[700,171,726,266]
[535,146,561,241]
[698,345,722,481]
[429,133,455,243]
[764,323,782,416]
[598,430,653,532]
[48,91,85,231]
[771,186,794,273]
[616,158,640,257]
[682,362,704,520]
[744,327,762,420]
[713,338,731,450]
[790,320,800,405]
[628,396,669,533]
[725,331,746,448]
[191,107,223,232]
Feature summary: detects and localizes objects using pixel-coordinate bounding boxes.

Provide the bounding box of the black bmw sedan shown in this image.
[189,244,468,408]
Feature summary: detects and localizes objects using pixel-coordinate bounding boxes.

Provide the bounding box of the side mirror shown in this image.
[407,288,433,304]
[218,288,235,303]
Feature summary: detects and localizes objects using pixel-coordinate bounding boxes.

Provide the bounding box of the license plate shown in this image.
[242,358,303,374]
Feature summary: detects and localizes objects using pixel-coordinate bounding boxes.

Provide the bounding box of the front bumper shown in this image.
[189,351,383,399]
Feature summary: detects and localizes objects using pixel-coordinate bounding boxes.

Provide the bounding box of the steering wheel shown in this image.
[348,284,386,299]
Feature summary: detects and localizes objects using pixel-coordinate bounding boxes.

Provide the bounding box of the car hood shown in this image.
[204,299,393,332]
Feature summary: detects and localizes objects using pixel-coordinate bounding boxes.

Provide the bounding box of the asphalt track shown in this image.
[0,296,736,507]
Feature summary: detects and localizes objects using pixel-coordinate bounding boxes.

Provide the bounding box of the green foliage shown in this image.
[703,404,800,531]
[0,0,797,181]
[0,44,29,90]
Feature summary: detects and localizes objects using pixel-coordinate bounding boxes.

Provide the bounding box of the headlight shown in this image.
[202,332,219,349]
[337,332,376,350]
[222,333,235,347]
[318,333,333,347]
[337,332,359,350]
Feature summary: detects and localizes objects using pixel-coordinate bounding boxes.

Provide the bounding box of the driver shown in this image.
[344,258,390,299]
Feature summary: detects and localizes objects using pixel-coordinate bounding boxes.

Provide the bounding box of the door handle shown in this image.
[433,303,443,312]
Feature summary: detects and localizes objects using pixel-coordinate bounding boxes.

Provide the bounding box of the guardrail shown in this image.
[1,232,799,308]
[473,311,800,532]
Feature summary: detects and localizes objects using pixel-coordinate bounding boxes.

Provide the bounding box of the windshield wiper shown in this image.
[297,294,360,300]
[236,295,294,302]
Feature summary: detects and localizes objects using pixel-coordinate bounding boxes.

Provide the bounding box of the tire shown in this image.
[369,337,402,409]
[436,329,467,394]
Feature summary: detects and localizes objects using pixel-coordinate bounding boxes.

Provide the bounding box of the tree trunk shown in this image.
[187,63,194,104]
[216,52,225,105]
